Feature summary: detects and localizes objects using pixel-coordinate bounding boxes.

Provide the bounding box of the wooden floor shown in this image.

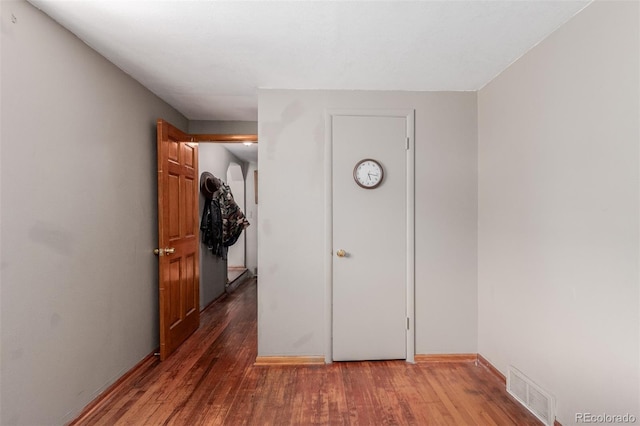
[74,279,541,425]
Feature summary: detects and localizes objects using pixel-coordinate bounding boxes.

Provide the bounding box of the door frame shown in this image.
[324,109,415,363]
[156,122,258,359]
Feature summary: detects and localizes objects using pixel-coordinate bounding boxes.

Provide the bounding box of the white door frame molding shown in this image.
[324,108,415,363]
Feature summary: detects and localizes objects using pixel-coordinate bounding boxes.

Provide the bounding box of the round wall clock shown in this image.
[353,159,384,189]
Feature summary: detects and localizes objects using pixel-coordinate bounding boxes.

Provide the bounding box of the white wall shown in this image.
[258,89,477,357]
[226,162,246,268]
[0,1,188,424]
[478,1,639,423]
[245,162,258,275]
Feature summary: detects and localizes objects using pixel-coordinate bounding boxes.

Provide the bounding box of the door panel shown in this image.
[184,178,195,237]
[332,114,407,361]
[157,119,200,360]
[168,175,180,239]
[184,253,197,314]
[168,258,181,326]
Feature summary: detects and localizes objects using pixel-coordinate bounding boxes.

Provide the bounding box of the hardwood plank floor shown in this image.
[74,279,541,425]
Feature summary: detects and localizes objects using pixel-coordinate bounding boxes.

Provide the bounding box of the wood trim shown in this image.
[192,134,257,143]
[69,350,158,425]
[477,354,506,384]
[554,421,563,426]
[415,354,478,363]
[254,356,325,366]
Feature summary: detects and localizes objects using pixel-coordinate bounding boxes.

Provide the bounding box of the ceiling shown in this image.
[29,0,591,122]
[221,142,258,164]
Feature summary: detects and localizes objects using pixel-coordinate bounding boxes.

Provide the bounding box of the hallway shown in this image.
[73,279,540,425]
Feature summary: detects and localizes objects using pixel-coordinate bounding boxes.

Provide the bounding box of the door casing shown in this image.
[324,109,415,363]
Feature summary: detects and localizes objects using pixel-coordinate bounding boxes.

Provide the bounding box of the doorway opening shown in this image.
[156,120,258,362]
[195,135,258,304]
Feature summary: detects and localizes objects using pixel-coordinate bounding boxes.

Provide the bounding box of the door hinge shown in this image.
[406,137,410,150]
[407,317,410,330]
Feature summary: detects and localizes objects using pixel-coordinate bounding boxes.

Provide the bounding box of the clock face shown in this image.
[353,159,384,189]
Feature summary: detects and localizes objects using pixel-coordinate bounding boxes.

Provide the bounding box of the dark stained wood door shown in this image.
[157,119,200,360]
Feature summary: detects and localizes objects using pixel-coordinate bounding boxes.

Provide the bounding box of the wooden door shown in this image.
[157,119,200,360]
[332,114,408,361]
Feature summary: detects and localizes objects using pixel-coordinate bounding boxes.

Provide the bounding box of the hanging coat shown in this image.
[215,181,250,247]
[200,198,224,258]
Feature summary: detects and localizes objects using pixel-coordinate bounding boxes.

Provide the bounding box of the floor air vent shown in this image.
[507,366,555,426]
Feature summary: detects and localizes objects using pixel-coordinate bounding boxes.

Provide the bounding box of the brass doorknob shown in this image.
[336,249,346,258]
[154,247,176,256]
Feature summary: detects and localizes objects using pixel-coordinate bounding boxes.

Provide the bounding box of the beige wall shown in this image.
[478,1,639,423]
[258,89,478,357]
[245,161,258,276]
[1,1,187,424]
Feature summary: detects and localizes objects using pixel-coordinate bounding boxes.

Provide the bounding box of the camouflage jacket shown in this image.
[216,181,250,248]
[200,198,224,257]
[200,181,250,259]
